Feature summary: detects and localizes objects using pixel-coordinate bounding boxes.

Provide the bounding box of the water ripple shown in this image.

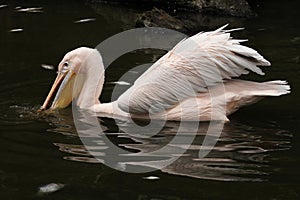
[41,114,292,182]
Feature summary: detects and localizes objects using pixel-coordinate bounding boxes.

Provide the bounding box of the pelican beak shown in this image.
[40,70,76,110]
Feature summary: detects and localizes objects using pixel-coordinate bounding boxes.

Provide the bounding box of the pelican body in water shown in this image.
[41,26,290,121]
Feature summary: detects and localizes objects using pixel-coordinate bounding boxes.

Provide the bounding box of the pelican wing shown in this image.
[117,25,270,114]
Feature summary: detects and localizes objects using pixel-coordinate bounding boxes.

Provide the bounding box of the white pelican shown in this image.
[41,26,290,121]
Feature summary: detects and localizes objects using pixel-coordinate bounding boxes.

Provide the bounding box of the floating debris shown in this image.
[9,28,23,33]
[74,18,96,23]
[37,183,64,195]
[16,7,44,13]
[108,81,131,86]
[257,28,266,31]
[143,176,160,180]
[41,64,55,71]
[0,4,8,9]
[128,70,139,74]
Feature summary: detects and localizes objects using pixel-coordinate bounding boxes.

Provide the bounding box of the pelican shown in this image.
[41,26,290,121]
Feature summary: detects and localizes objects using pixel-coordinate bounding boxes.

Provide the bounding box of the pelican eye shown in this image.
[63,62,69,68]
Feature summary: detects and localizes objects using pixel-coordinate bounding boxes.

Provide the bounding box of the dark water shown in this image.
[0,0,299,199]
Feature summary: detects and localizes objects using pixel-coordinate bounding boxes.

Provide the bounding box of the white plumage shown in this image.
[41,25,290,121]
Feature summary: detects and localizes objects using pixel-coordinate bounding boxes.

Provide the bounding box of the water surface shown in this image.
[0,0,299,199]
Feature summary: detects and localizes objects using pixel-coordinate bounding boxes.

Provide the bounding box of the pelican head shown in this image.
[41,47,104,110]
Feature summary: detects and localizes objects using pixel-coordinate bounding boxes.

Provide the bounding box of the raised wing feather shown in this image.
[117,25,270,114]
